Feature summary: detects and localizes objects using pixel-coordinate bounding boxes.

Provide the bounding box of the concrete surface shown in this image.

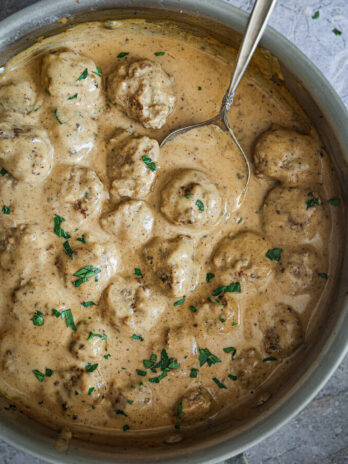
[0,0,347,463]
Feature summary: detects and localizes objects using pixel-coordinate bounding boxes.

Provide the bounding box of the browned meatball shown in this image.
[253,127,323,185]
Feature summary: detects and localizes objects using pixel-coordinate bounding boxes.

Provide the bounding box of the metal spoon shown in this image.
[161,0,277,195]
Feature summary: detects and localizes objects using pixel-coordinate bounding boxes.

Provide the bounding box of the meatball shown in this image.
[262,186,329,245]
[177,388,213,424]
[213,231,275,290]
[143,235,197,297]
[52,110,98,163]
[100,200,154,243]
[160,169,223,229]
[193,294,239,335]
[0,121,53,183]
[41,50,102,115]
[276,247,323,295]
[108,130,160,199]
[45,165,105,223]
[260,304,304,357]
[107,59,175,129]
[232,348,272,389]
[0,81,37,114]
[253,127,322,185]
[56,242,118,301]
[104,276,165,332]
[69,320,108,362]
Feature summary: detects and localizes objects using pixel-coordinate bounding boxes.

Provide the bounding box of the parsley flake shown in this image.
[32,311,45,326]
[32,370,45,382]
[0,168,7,176]
[263,357,277,362]
[127,400,134,404]
[134,268,143,278]
[154,51,165,56]
[72,265,101,287]
[196,199,204,212]
[63,240,73,260]
[77,68,88,81]
[333,28,342,35]
[177,402,184,418]
[206,273,215,283]
[174,296,186,306]
[212,377,227,389]
[208,297,225,306]
[104,354,111,359]
[142,155,158,171]
[81,301,96,307]
[53,215,71,239]
[86,362,99,372]
[136,369,147,377]
[2,205,10,215]
[228,374,237,381]
[117,52,129,58]
[45,368,54,377]
[266,248,282,262]
[61,309,77,331]
[123,425,130,432]
[92,66,102,77]
[328,198,340,206]
[51,308,61,318]
[67,93,78,100]
[54,108,66,124]
[223,346,237,359]
[131,334,144,341]
[88,332,107,341]
[212,282,241,296]
[76,234,86,243]
[198,86,202,90]
[318,272,328,279]
[189,305,197,313]
[116,409,127,417]
[190,368,199,378]
[312,11,319,19]
[88,387,95,395]
[199,348,221,367]
[306,192,320,209]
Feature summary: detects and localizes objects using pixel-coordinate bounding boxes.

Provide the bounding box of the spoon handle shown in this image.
[223,0,277,111]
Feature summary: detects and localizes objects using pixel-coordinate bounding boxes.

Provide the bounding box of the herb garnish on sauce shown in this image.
[134,268,143,278]
[174,296,186,306]
[212,282,241,296]
[32,311,45,326]
[117,52,129,58]
[72,266,101,287]
[63,240,73,260]
[86,362,99,372]
[131,334,144,341]
[53,215,71,239]
[206,273,215,283]
[2,205,10,215]
[306,192,320,209]
[154,51,165,56]
[77,68,88,81]
[141,155,158,171]
[61,309,77,331]
[266,248,282,261]
[212,377,227,389]
[81,301,96,307]
[54,109,66,124]
[196,199,204,212]
[199,348,221,367]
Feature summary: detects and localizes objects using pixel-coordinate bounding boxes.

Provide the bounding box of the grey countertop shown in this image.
[0,1,347,463]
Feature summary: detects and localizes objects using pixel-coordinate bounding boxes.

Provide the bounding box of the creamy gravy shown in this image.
[0,20,343,441]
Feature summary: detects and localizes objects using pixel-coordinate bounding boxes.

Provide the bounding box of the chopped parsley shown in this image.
[219,317,225,323]
[185,193,191,199]
[76,234,86,243]
[127,400,134,404]
[328,198,340,206]
[332,28,342,36]
[312,11,319,19]
[54,108,66,124]
[196,199,204,212]
[208,297,225,306]
[223,346,237,359]
[175,424,181,430]
[198,86,202,90]
[117,52,129,58]
[116,409,127,417]
[92,66,102,77]
[154,51,165,56]
[306,192,320,209]
[189,305,197,313]
[104,354,111,359]
[88,332,107,341]
[206,273,215,283]
[212,377,227,389]
[228,374,237,381]
[67,93,78,100]
[318,272,328,279]
[33,106,41,112]
[142,155,158,172]
[51,308,61,318]
[61,309,77,331]
[0,168,7,176]
[88,387,95,395]
[174,296,186,306]
[142,349,179,383]
[190,368,199,378]
[63,240,73,260]
[263,357,277,362]
[237,217,243,224]
[32,370,45,382]
[81,301,96,307]
[45,368,54,377]
[212,282,241,296]
[136,369,147,377]
[131,334,144,341]
[73,265,101,287]
[77,68,88,81]
[134,268,143,278]
[85,362,99,372]
[176,402,184,418]
[2,205,10,215]
[123,425,130,432]
[231,321,238,326]
[199,348,221,367]
[53,215,71,239]
[32,311,45,326]
[266,248,282,262]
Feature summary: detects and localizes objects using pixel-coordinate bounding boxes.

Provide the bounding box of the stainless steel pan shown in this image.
[0,1,347,463]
